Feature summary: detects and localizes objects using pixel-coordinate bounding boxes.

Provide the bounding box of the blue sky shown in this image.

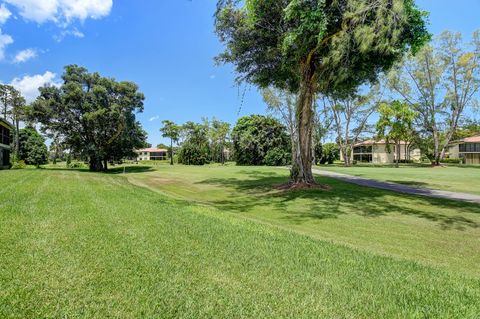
[0,0,479,146]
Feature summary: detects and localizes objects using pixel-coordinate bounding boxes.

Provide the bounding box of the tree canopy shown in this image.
[18,126,48,167]
[31,65,147,171]
[178,121,211,165]
[376,100,416,167]
[232,115,291,166]
[388,31,480,165]
[160,120,181,165]
[215,0,430,184]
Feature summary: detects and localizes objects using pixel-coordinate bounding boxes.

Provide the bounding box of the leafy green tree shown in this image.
[49,135,65,164]
[18,126,48,167]
[215,0,429,184]
[31,65,146,171]
[156,143,169,149]
[9,89,27,157]
[0,84,13,120]
[262,88,298,165]
[178,121,210,165]
[160,120,181,165]
[328,89,380,167]
[209,118,231,164]
[376,100,416,168]
[318,142,339,164]
[232,115,290,166]
[0,85,27,157]
[453,120,480,140]
[388,31,480,165]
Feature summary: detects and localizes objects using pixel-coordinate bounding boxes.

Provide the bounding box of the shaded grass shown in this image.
[316,164,480,195]
[126,164,480,277]
[1,169,480,318]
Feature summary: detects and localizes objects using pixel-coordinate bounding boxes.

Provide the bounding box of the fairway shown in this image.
[1,168,480,318]
[316,165,480,195]
[127,164,480,277]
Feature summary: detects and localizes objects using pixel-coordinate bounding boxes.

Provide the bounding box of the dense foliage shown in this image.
[178,122,211,165]
[388,31,480,165]
[232,115,290,166]
[316,142,339,165]
[18,126,48,167]
[376,101,416,167]
[0,84,27,157]
[31,65,147,171]
[215,0,430,183]
[160,120,181,165]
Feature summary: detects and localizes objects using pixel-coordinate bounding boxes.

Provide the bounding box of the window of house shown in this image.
[353,154,372,162]
[0,125,11,146]
[460,143,480,153]
[353,146,372,154]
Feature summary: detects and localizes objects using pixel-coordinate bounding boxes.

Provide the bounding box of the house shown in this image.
[0,118,13,169]
[446,135,480,165]
[136,148,168,161]
[341,139,421,164]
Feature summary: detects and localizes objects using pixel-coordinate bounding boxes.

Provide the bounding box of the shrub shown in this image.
[440,158,463,164]
[11,160,26,169]
[18,126,48,167]
[264,147,290,166]
[232,115,290,166]
[318,143,339,164]
[178,143,210,165]
[67,161,86,169]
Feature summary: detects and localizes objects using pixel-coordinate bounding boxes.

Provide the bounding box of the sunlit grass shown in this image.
[126,164,480,277]
[1,168,479,318]
[316,164,480,195]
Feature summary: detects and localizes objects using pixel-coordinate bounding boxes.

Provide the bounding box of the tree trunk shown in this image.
[221,144,225,165]
[89,156,104,172]
[103,158,108,172]
[170,139,174,165]
[432,130,441,166]
[15,119,19,157]
[341,146,351,167]
[395,142,400,168]
[290,63,315,185]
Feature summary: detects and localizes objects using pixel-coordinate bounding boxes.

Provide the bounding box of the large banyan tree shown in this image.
[215,0,429,185]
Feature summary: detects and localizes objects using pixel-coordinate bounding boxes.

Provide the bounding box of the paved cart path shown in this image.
[312,168,480,204]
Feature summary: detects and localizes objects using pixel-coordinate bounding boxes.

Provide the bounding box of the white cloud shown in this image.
[149,116,160,122]
[5,0,113,25]
[209,74,216,80]
[53,27,84,42]
[0,29,13,60]
[10,71,60,103]
[13,48,37,63]
[0,4,12,24]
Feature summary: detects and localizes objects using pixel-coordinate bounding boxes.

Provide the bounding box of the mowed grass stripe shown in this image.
[125,165,480,277]
[0,169,479,318]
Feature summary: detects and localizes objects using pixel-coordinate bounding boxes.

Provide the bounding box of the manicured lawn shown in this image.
[1,168,479,318]
[126,164,480,277]
[315,164,480,195]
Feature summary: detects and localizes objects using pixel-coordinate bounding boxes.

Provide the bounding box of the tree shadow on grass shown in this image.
[106,166,155,175]
[195,170,480,231]
[386,180,430,187]
[40,165,155,175]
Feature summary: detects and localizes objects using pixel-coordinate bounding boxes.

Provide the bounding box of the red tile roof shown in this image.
[449,135,480,145]
[463,135,480,143]
[137,148,168,153]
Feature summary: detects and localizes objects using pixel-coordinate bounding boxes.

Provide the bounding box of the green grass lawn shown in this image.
[315,164,480,195]
[126,164,480,277]
[1,167,480,318]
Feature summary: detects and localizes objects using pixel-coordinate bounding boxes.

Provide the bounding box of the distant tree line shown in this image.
[159,115,296,166]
